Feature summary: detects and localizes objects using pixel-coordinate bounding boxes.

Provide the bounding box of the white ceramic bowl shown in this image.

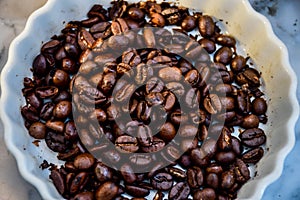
[0,0,298,199]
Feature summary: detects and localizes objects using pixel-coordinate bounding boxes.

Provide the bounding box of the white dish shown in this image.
[0,0,298,199]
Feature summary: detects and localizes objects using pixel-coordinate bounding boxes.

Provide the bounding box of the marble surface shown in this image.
[0,0,299,199]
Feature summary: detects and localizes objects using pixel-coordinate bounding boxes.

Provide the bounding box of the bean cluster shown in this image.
[21,1,268,200]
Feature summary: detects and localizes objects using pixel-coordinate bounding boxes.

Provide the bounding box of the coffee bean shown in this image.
[72,191,94,200]
[74,153,95,170]
[53,100,72,119]
[234,159,250,183]
[121,163,137,184]
[217,128,232,151]
[94,162,113,182]
[241,114,260,129]
[159,122,176,141]
[231,136,243,155]
[146,77,164,93]
[141,137,165,153]
[159,67,182,82]
[242,147,264,164]
[115,135,139,153]
[181,16,196,32]
[221,170,235,189]
[50,169,65,195]
[165,82,185,97]
[29,122,46,139]
[214,47,233,65]
[187,167,203,188]
[125,185,150,198]
[151,172,173,191]
[216,34,236,47]
[206,173,219,189]
[252,98,267,115]
[231,55,246,72]
[70,172,89,194]
[203,94,222,114]
[215,151,236,164]
[198,15,215,38]
[95,181,119,200]
[191,148,209,167]
[33,54,48,77]
[168,182,190,200]
[236,68,261,87]
[239,128,266,147]
[129,154,152,166]
[199,38,216,54]
[193,188,216,200]
[128,7,145,21]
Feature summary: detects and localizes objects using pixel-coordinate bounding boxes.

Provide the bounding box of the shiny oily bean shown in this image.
[29,122,46,139]
[94,162,113,182]
[198,15,215,38]
[221,170,235,189]
[53,100,72,119]
[216,34,236,47]
[252,98,267,115]
[206,173,219,189]
[168,182,190,200]
[193,188,216,200]
[125,185,150,198]
[215,151,236,164]
[151,172,173,191]
[234,158,250,183]
[159,122,176,142]
[95,181,119,200]
[199,38,216,54]
[50,169,65,195]
[128,7,145,21]
[74,153,95,170]
[203,94,222,114]
[150,13,166,27]
[115,135,139,153]
[231,55,247,72]
[181,15,196,32]
[70,172,89,194]
[239,128,266,147]
[241,114,260,129]
[214,46,233,65]
[53,69,70,87]
[187,167,203,188]
[242,147,264,164]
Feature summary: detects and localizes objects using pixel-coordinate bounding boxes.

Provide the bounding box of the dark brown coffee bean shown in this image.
[168,182,190,200]
[217,128,232,151]
[146,77,164,93]
[179,125,198,138]
[144,27,156,48]
[198,15,215,38]
[159,122,176,141]
[115,83,135,102]
[185,88,201,108]
[145,92,164,106]
[170,110,188,125]
[129,154,153,166]
[252,98,267,115]
[231,136,243,155]
[94,162,113,182]
[221,170,235,189]
[231,55,246,72]
[159,67,182,82]
[74,153,95,170]
[193,188,216,200]
[95,181,119,200]
[141,137,165,153]
[151,172,173,191]
[108,35,130,50]
[203,94,222,114]
[199,38,216,54]
[234,158,250,183]
[214,47,233,65]
[215,151,236,164]
[191,148,209,167]
[206,173,219,189]
[184,69,200,87]
[128,7,145,21]
[35,86,59,99]
[78,28,95,50]
[46,120,65,133]
[41,40,60,54]
[187,167,203,188]
[40,102,55,120]
[70,172,89,194]
[71,191,94,200]
[125,185,150,198]
[149,13,165,27]
[206,164,223,174]
[33,54,48,77]
[237,90,251,114]
[136,101,151,122]
[181,16,196,32]
[53,90,71,103]
[53,69,70,87]
[162,91,176,112]
[121,163,137,184]
[242,147,264,164]
[115,135,139,153]
[53,100,72,119]
[241,114,260,129]
[239,128,266,147]
[153,191,164,200]
[28,122,46,139]
[216,34,236,47]
[236,68,261,87]
[50,169,65,195]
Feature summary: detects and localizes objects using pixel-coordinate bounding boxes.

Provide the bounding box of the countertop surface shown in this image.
[0,0,299,199]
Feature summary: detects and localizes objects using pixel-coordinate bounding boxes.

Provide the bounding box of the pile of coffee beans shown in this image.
[21,1,268,199]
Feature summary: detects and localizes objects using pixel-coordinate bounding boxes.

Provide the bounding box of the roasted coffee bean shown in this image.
[185,69,200,86]
[53,100,72,119]
[252,98,267,115]
[121,163,137,184]
[179,125,198,138]
[221,170,235,189]
[115,135,139,153]
[217,128,232,151]
[203,94,222,114]
[237,90,251,114]
[168,182,190,200]
[95,181,119,200]
[170,110,188,125]
[241,114,260,129]
[159,122,176,141]
[42,40,60,54]
[216,34,236,47]
[167,167,186,180]
[144,27,156,48]
[53,69,70,87]
[231,55,247,72]
[206,173,219,189]
[151,172,173,191]
[187,167,203,188]
[153,191,164,200]
[206,164,223,174]
[242,147,264,164]
[232,136,243,155]
[40,102,55,120]
[129,154,152,166]
[46,120,65,133]
[125,185,150,198]
[35,86,59,99]
[29,122,46,139]
[70,172,89,194]
[94,162,113,182]
[165,82,185,97]
[234,158,250,183]
[193,188,216,200]
[115,83,135,102]
[128,7,145,21]
[181,16,196,32]
[239,128,266,147]
[71,191,94,200]
[33,54,48,77]
[185,88,201,108]
[198,15,215,38]
[191,148,209,167]
[162,91,176,111]
[236,68,261,87]
[74,153,95,170]
[146,77,164,93]
[215,151,236,164]
[53,90,71,103]
[214,46,233,65]
[141,137,165,153]
[199,38,216,54]
[78,28,95,50]
[159,67,182,82]
[50,169,65,195]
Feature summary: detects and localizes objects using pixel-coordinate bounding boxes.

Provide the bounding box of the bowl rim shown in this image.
[0,0,299,199]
